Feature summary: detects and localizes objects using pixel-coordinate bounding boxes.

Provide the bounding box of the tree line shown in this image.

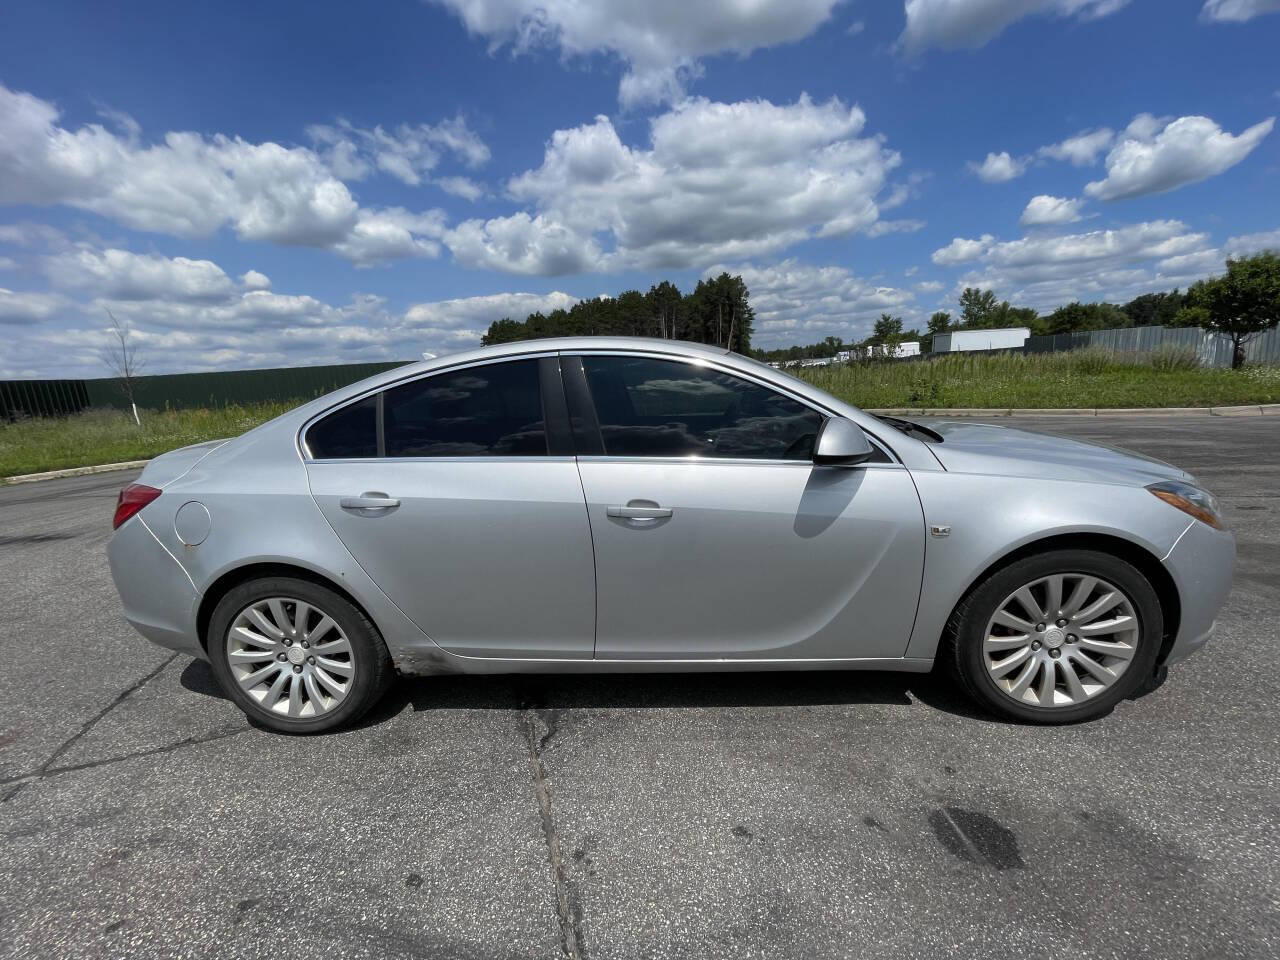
[754,250,1279,369]
[478,252,1278,370]
[481,273,754,354]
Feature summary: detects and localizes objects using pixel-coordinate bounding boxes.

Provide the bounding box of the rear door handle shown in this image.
[607,505,673,520]
[340,494,401,511]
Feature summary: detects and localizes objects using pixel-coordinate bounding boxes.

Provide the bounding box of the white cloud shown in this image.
[3,245,584,375]
[969,151,1027,182]
[436,175,486,201]
[1226,228,1280,254]
[0,221,72,250]
[240,270,271,290]
[0,82,453,265]
[1200,0,1280,22]
[43,247,236,302]
[306,116,489,185]
[932,234,996,264]
[1038,127,1114,165]
[1154,248,1224,277]
[431,0,842,106]
[979,220,1206,271]
[865,218,927,236]
[447,95,903,274]
[1020,194,1085,225]
[940,219,1222,309]
[332,207,448,267]
[901,0,1131,54]
[446,212,604,275]
[403,290,579,333]
[714,259,917,346]
[0,288,65,325]
[1085,114,1275,201]
[915,280,945,292]
[931,221,1280,313]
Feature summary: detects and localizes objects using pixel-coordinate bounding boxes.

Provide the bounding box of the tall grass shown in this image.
[797,349,1280,410]
[0,401,298,478]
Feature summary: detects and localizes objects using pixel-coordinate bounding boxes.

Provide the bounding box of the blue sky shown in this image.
[1,0,1277,376]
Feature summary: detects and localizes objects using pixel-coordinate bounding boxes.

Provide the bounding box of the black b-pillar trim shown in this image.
[538,356,576,456]
[559,355,605,456]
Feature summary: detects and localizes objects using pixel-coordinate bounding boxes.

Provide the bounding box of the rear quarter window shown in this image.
[307,395,377,459]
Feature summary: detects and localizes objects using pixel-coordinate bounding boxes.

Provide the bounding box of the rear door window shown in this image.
[383,359,548,457]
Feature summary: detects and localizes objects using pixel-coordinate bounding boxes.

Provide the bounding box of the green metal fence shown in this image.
[0,379,93,420]
[1025,325,1280,366]
[2,360,413,420]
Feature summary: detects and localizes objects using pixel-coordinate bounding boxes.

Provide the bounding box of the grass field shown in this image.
[797,348,1280,410]
[3,349,1278,478]
[0,402,297,479]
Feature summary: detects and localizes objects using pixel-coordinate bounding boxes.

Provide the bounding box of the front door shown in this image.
[304,357,596,660]
[564,353,926,661]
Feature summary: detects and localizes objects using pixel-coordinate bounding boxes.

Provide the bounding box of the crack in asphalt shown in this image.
[521,708,586,960]
[2,652,179,804]
[0,726,249,791]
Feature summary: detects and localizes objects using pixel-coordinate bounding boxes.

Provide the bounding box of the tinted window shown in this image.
[581,356,823,460]
[384,360,547,457]
[307,395,377,459]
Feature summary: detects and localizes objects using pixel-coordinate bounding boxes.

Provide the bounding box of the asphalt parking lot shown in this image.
[1,414,1277,959]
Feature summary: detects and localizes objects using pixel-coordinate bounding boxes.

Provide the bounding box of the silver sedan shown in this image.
[107,338,1234,732]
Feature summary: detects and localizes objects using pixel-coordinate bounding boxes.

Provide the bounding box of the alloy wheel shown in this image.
[982,573,1140,709]
[226,597,355,719]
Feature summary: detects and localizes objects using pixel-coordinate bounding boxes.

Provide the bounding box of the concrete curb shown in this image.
[868,403,1280,418]
[2,460,150,485]
[3,402,1277,484]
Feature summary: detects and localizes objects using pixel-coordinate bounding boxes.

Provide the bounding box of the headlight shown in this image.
[1147,480,1225,530]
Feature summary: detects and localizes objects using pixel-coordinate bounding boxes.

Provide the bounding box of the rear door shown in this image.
[304,356,596,660]
[564,352,926,661]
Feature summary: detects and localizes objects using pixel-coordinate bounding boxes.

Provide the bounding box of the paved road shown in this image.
[1,415,1277,959]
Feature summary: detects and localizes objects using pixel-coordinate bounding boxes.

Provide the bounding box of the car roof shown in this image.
[423,336,736,367]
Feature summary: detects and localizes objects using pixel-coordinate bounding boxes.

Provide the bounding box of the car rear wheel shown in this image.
[208,577,393,734]
[947,549,1164,724]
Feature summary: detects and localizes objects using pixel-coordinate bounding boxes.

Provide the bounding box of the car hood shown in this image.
[919,420,1194,486]
[137,438,230,489]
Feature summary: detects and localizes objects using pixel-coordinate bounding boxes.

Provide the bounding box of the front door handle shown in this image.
[607,504,673,520]
[340,494,401,511]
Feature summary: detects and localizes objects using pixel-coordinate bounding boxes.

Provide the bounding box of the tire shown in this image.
[946,549,1163,724]
[208,577,394,734]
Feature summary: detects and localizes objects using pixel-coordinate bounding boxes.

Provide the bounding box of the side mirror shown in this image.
[813,417,874,467]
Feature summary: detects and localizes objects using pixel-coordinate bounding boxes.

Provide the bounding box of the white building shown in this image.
[930,328,1029,353]
[865,341,921,359]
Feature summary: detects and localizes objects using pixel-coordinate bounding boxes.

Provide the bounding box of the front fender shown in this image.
[904,472,1192,660]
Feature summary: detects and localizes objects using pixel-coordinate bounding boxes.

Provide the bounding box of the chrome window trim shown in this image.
[307,455,579,466]
[572,455,903,470]
[299,351,559,461]
[564,348,902,465]
[298,344,903,465]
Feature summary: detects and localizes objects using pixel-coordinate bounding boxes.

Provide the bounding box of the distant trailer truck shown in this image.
[930,327,1029,353]
[864,342,921,359]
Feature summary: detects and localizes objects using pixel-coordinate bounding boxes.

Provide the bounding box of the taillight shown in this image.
[113,483,162,530]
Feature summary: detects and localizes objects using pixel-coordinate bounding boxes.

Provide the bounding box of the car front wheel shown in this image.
[208,577,393,734]
[948,549,1164,724]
